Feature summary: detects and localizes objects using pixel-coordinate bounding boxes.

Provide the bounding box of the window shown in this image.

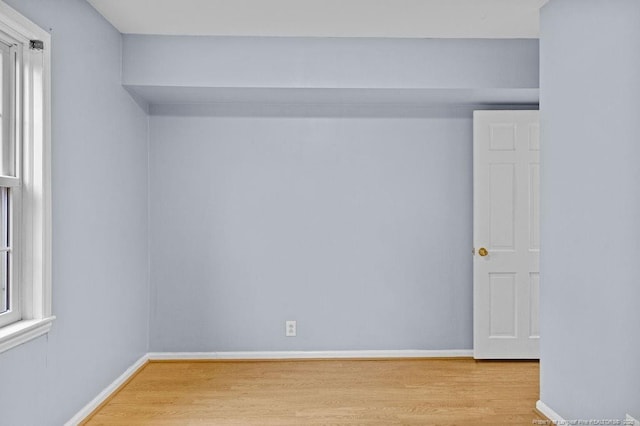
[0,31,21,328]
[0,3,52,353]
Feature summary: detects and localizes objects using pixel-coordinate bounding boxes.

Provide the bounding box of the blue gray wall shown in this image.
[138,36,539,353]
[149,112,474,351]
[540,0,640,420]
[123,35,539,90]
[0,0,149,425]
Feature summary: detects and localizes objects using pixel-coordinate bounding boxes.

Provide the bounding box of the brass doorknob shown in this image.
[478,247,489,257]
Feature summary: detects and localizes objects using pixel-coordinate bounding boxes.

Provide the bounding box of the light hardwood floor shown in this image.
[83,359,543,425]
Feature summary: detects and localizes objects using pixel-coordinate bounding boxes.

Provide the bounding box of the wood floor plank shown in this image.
[84,359,543,425]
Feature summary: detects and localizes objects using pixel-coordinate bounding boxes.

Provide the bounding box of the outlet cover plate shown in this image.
[286,320,296,337]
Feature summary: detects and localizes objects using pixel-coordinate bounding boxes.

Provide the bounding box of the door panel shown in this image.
[489,273,517,338]
[529,272,540,338]
[489,163,516,250]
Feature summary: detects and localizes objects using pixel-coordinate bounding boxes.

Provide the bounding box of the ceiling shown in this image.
[87,0,548,39]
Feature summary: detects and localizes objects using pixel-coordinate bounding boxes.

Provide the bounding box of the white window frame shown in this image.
[0,2,53,354]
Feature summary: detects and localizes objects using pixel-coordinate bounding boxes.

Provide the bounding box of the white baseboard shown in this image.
[536,400,565,422]
[65,354,149,426]
[537,401,639,425]
[147,349,474,361]
[537,401,640,426]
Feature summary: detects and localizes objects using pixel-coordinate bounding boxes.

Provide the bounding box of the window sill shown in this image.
[0,316,55,354]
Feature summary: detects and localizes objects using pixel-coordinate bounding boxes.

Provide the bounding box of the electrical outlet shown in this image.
[285,320,296,337]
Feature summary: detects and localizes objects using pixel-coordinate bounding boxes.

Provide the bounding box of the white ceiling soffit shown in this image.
[87,0,548,39]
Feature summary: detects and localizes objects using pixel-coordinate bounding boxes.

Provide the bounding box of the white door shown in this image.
[473,110,540,359]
